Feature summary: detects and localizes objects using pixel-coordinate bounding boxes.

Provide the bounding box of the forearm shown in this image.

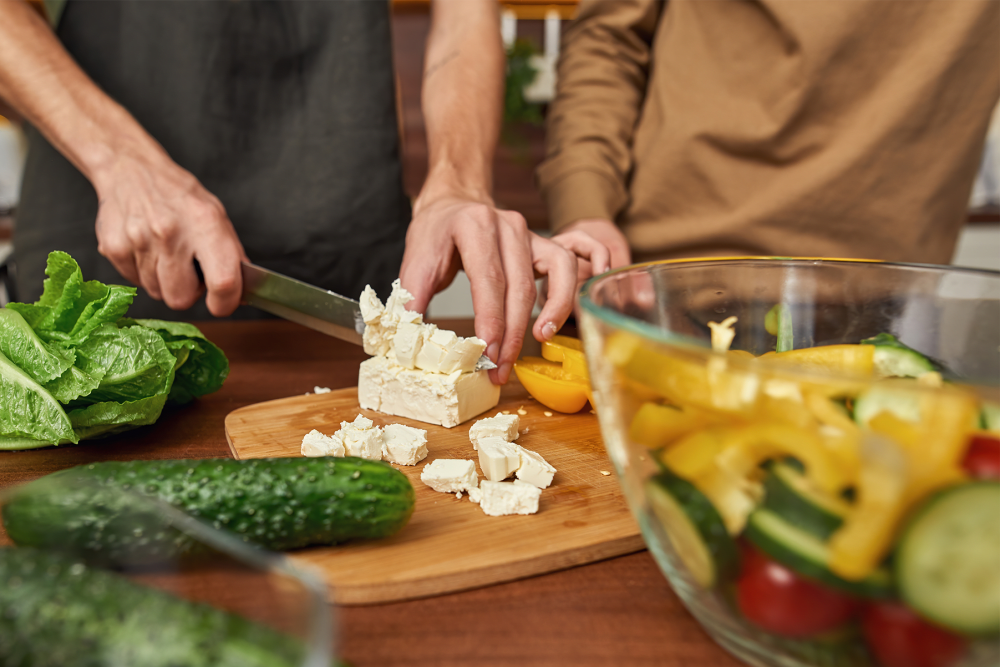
[538,0,662,230]
[416,0,504,212]
[0,0,170,191]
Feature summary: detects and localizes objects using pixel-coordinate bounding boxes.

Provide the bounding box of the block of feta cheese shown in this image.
[469,412,520,450]
[381,423,428,466]
[473,480,541,516]
[300,429,345,458]
[358,355,500,428]
[514,445,556,489]
[335,415,383,460]
[420,459,479,494]
[477,436,521,482]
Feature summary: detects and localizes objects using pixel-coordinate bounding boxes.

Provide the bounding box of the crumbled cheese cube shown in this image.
[477,436,521,482]
[300,429,345,457]
[469,412,520,450]
[420,459,479,494]
[514,445,556,488]
[337,414,383,460]
[381,423,428,466]
[476,480,541,516]
[393,321,424,369]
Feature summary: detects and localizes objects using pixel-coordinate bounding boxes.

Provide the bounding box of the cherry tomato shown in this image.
[962,434,1000,479]
[862,601,966,667]
[736,544,859,638]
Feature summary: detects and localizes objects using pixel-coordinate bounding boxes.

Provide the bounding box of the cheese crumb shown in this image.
[314,386,332,394]
[599,470,611,476]
[517,407,528,416]
[300,429,345,457]
[514,445,556,489]
[708,316,738,353]
[381,423,428,466]
[469,412,519,450]
[336,415,383,460]
[544,411,553,417]
[477,436,521,482]
[420,459,479,494]
[477,480,541,516]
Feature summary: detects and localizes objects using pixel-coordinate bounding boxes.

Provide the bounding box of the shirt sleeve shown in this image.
[537,0,663,232]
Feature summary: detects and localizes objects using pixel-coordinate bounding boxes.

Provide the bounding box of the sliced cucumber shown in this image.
[861,334,936,379]
[896,482,1000,636]
[853,384,920,427]
[762,461,848,540]
[981,402,1000,433]
[745,509,894,598]
[645,471,739,589]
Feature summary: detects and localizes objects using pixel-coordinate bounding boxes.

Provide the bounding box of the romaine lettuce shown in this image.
[0,251,228,449]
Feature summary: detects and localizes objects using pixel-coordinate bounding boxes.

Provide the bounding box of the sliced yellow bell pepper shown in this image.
[541,335,589,381]
[513,357,590,414]
[763,344,875,376]
[828,434,908,581]
[629,402,709,449]
[660,427,733,479]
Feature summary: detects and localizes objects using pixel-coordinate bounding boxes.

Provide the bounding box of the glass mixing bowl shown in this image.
[578,258,1000,667]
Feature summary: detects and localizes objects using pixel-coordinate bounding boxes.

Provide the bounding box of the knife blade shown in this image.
[239,262,496,370]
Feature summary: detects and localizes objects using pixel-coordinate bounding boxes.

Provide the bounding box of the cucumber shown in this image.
[645,470,739,589]
[981,402,1000,433]
[0,547,305,667]
[861,333,936,378]
[895,482,1000,636]
[853,384,920,427]
[2,457,415,562]
[762,461,848,540]
[745,509,894,598]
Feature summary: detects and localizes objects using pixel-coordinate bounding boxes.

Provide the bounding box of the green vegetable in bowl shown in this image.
[0,251,227,449]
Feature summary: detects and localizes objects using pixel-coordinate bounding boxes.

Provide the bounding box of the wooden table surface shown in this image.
[0,319,743,667]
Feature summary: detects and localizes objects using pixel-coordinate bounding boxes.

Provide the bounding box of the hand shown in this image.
[91,149,247,316]
[536,217,632,315]
[399,197,609,385]
[554,218,632,279]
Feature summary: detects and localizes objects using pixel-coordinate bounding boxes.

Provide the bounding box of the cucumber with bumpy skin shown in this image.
[2,457,415,561]
[0,547,305,667]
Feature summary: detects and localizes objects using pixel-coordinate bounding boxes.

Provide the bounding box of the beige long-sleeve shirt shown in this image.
[539,0,1000,264]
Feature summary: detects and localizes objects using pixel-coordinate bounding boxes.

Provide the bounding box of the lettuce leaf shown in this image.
[0,309,76,384]
[0,348,77,449]
[123,319,229,404]
[6,250,136,345]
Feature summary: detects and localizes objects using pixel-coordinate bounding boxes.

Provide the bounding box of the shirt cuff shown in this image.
[541,169,628,232]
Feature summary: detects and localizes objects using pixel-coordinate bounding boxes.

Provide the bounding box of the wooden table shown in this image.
[0,319,743,667]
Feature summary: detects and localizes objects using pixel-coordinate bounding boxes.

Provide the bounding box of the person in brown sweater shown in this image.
[539,0,1000,270]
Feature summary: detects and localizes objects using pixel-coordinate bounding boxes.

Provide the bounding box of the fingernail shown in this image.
[487,343,499,362]
[499,362,512,384]
[541,321,558,340]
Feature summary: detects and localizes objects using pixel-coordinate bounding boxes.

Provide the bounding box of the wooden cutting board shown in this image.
[224,381,645,605]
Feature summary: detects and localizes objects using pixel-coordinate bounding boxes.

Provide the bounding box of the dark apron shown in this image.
[14,0,410,319]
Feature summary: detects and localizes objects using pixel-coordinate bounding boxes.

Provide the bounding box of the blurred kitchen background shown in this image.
[1,0,997,314]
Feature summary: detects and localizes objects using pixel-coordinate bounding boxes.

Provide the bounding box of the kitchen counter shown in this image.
[0,319,742,667]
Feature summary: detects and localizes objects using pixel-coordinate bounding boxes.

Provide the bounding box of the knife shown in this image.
[239,262,496,370]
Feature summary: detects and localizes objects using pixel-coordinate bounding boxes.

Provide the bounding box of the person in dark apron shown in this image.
[14,0,409,319]
[0,0,611,383]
